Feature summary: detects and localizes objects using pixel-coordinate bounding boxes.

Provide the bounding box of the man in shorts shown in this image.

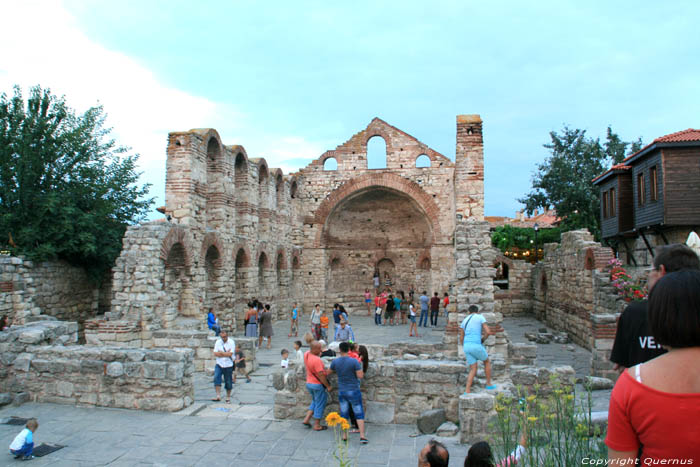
[328,341,368,444]
[459,305,497,393]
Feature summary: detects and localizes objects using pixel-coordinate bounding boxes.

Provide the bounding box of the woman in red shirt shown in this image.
[606,270,700,462]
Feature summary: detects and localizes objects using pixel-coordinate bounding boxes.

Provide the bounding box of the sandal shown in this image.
[225,398,230,403]
[350,429,360,433]
[211,397,221,402]
[302,422,312,428]
[313,426,328,431]
[361,438,369,444]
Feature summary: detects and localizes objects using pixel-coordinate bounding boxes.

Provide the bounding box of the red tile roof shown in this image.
[595,128,700,183]
[653,128,700,143]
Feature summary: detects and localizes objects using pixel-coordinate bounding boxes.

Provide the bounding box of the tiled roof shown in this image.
[486,210,560,229]
[595,128,699,182]
[653,128,700,143]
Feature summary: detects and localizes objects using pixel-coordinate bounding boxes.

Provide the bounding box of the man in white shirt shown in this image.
[213,330,235,403]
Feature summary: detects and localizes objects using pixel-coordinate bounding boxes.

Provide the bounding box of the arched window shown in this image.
[275,173,284,207]
[367,136,387,169]
[420,257,431,270]
[234,153,247,186]
[290,180,298,199]
[323,157,338,171]
[258,252,268,290]
[416,154,431,168]
[276,252,284,285]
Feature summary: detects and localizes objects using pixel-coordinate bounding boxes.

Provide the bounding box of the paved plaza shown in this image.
[0,312,611,466]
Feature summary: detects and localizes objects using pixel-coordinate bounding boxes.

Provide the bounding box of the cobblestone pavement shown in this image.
[0,312,611,466]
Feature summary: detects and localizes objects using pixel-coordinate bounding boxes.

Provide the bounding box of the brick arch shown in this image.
[275,247,287,270]
[291,251,301,269]
[257,250,271,269]
[159,226,194,268]
[190,129,223,156]
[494,254,514,268]
[312,173,443,247]
[200,232,225,269]
[232,245,252,268]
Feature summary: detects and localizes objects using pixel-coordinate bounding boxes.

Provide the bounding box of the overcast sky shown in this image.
[1,1,698,218]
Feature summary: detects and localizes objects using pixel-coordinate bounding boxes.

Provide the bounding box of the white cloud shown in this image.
[0,1,324,216]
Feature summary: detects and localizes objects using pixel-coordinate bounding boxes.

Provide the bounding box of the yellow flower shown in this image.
[325,412,341,426]
[526,395,536,402]
[548,414,557,420]
[527,416,538,422]
[553,389,563,396]
[341,421,350,431]
[565,394,574,401]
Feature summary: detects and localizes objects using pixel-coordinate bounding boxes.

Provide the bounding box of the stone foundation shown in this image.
[0,319,194,412]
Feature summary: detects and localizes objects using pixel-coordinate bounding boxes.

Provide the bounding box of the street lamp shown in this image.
[533,223,539,263]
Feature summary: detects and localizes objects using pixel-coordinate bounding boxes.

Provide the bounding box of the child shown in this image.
[319,309,329,341]
[280,349,289,368]
[9,418,38,460]
[293,340,304,366]
[289,303,299,337]
[408,300,419,337]
[233,349,251,383]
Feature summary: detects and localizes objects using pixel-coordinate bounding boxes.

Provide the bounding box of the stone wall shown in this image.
[0,256,101,327]
[274,358,473,424]
[532,230,623,379]
[494,256,534,316]
[0,320,194,411]
[84,322,257,374]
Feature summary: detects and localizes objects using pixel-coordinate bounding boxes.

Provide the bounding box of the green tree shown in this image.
[0,85,153,281]
[518,126,642,239]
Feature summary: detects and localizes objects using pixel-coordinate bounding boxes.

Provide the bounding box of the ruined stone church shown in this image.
[109,115,491,335]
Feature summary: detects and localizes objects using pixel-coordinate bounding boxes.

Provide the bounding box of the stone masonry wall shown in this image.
[0,319,194,411]
[0,256,100,327]
[532,230,624,379]
[274,359,471,425]
[494,256,534,316]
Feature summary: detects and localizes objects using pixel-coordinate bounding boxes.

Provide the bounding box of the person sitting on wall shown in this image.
[610,244,700,371]
[207,308,221,336]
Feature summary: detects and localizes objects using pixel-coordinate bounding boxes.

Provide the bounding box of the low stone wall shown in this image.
[459,365,575,444]
[85,323,257,374]
[0,320,195,411]
[275,358,484,425]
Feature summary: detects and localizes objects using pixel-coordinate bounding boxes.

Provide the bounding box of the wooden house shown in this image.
[593,129,700,264]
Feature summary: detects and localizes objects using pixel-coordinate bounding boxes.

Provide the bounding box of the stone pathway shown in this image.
[0,312,611,466]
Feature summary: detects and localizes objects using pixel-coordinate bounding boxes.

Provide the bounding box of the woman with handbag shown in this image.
[459,304,498,394]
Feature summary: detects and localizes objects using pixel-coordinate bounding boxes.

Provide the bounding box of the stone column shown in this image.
[459,393,497,444]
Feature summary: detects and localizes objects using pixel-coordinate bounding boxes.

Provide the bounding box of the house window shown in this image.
[650,166,658,201]
[638,173,646,206]
[602,191,609,219]
[610,187,616,217]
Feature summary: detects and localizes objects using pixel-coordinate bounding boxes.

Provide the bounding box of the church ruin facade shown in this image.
[107,115,487,336]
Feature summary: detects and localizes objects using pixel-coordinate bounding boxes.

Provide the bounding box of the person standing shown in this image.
[610,244,700,371]
[310,304,322,340]
[442,292,450,319]
[259,304,273,350]
[328,341,368,444]
[419,291,430,328]
[302,341,331,431]
[212,330,235,403]
[374,293,383,326]
[289,302,299,337]
[459,305,496,393]
[364,289,372,316]
[408,300,419,337]
[430,292,440,327]
[385,294,396,326]
[373,271,380,290]
[244,302,258,338]
[393,294,402,326]
[320,309,330,341]
[233,348,252,383]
